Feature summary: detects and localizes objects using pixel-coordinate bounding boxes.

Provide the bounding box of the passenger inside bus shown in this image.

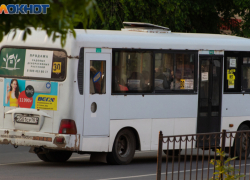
[127,72,144,90]
[90,60,107,94]
[90,66,99,94]
[155,67,171,90]
[112,66,128,92]
[118,79,128,91]
[171,70,182,89]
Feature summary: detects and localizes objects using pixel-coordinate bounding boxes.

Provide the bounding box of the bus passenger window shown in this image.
[175,54,194,90]
[90,60,106,94]
[155,53,194,91]
[155,53,173,90]
[51,51,67,80]
[112,51,153,93]
[242,57,250,91]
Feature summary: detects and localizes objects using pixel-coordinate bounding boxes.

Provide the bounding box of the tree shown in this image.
[0,0,102,47]
[87,0,250,38]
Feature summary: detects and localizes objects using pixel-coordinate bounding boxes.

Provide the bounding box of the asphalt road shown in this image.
[0,144,249,180]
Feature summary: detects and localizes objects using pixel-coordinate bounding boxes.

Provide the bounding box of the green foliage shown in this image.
[0,0,103,47]
[1,1,250,48]
[88,0,250,37]
[210,149,245,180]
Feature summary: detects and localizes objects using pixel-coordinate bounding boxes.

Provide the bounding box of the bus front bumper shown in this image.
[0,129,80,151]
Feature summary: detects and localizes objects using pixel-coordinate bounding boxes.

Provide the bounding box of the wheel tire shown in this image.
[45,151,72,162]
[107,129,136,165]
[235,124,250,159]
[37,153,51,162]
[163,149,181,156]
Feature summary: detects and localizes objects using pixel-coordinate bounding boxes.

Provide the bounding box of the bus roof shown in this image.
[1,28,250,57]
[74,29,250,51]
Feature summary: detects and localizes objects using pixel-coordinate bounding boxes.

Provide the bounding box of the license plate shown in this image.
[15,115,39,124]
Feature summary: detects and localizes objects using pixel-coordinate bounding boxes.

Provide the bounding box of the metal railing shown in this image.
[156,130,250,180]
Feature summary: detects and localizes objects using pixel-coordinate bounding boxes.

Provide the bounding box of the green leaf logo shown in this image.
[2,53,21,70]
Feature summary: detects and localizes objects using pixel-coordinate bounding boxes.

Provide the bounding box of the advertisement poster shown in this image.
[180,79,193,89]
[227,69,236,89]
[3,78,58,111]
[0,48,59,78]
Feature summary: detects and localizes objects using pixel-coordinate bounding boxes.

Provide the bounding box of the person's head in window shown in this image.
[142,71,150,90]
[90,66,97,77]
[155,67,163,77]
[170,70,182,89]
[155,67,160,73]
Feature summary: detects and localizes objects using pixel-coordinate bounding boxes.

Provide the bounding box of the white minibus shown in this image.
[1,22,250,164]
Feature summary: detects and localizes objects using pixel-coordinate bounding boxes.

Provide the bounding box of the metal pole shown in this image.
[156,131,163,180]
[219,129,226,180]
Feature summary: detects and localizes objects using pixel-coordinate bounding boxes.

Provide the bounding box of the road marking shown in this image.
[97,173,160,180]
[97,163,250,180]
[135,151,156,154]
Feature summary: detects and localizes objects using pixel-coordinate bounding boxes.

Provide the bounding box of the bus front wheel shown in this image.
[37,153,51,162]
[163,149,181,156]
[38,151,72,162]
[107,129,136,165]
[235,124,250,159]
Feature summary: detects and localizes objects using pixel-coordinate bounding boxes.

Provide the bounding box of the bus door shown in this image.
[197,56,223,145]
[83,48,111,136]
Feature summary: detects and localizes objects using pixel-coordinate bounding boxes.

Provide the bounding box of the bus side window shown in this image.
[155,53,194,91]
[155,53,173,90]
[242,57,250,92]
[174,54,194,90]
[89,61,106,94]
[112,51,153,93]
[51,51,66,80]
